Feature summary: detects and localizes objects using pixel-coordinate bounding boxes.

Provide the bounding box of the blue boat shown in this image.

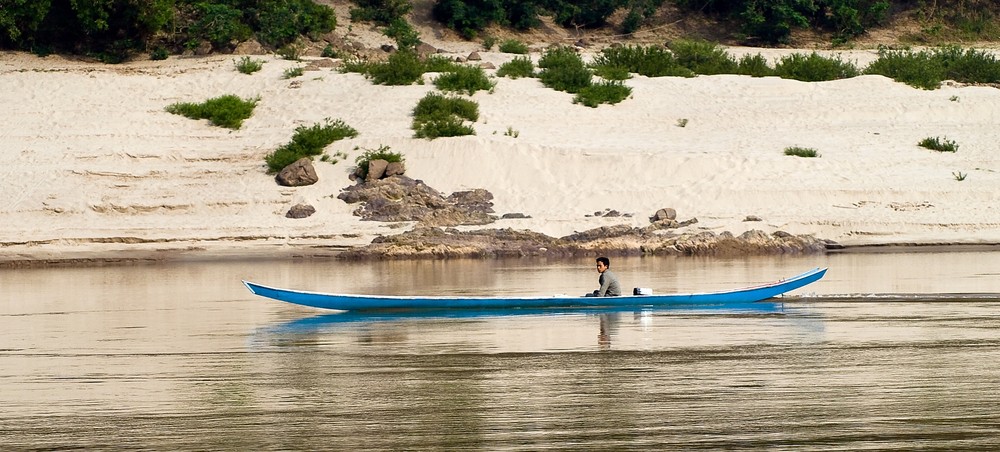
[243,267,827,312]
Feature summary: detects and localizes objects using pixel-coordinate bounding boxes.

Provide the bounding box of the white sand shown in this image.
[2,46,999,263]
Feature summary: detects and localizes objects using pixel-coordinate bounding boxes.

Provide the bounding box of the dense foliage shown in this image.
[0,0,335,62]
[430,0,998,45]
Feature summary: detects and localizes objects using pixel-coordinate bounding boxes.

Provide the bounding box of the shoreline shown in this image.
[3,238,1000,269]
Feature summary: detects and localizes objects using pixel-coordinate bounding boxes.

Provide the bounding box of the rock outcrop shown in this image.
[340,226,834,259]
[337,176,497,227]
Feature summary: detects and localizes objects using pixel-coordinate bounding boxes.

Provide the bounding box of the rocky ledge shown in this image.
[340,225,835,260]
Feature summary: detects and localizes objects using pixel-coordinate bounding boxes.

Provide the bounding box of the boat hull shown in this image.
[243,267,827,312]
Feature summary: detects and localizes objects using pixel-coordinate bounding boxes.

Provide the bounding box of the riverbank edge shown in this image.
[3,241,999,269]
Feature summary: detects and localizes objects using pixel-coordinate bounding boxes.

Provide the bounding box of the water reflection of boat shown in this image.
[260,303,786,334]
[243,268,826,312]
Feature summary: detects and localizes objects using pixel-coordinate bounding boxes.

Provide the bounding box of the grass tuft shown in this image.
[265,119,359,173]
[235,56,264,74]
[784,146,820,158]
[918,136,959,152]
[165,94,258,129]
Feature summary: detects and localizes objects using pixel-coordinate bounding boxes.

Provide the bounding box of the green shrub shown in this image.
[321,44,338,58]
[165,94,259,129]
[497,56,535,79]
[412,92,478,139]
[188,3,252,50]
[384,18,421,51]
[355,145,405,179]
[283,67,304,79]
[918,136,959,153]
[368,50,425,85]
[573,80,632,107]
[774,52,859,82]
[277,43,302,60]
[735,53,774,77]
[498,39,529,54]
[592,65,631,81]
[253,0,337,48]
[432,0,507,39]
[434,65,496,94]
[150,47,169,60]
[667,39,737,75]
[425,54,462,72]
[482,35,498,50]
[932,46,1000,84]
[265,118,359,173]
[864,47,944,89]
[784,146,820,157]
[538,46,592,93]
[590,45,693,78]
[235,56,264,74]
[350,0,412,25]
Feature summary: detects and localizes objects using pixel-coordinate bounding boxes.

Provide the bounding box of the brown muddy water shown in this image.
[2,251,1000,450]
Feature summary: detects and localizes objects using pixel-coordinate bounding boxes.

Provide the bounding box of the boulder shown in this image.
[385,161,406,177]
[416,42,438,58]
[233,39,264,55]
[366,159,389,181]
[467,51,482,61]
[286,204,316,219]
[651,208,677,222]
[276,158,318,187]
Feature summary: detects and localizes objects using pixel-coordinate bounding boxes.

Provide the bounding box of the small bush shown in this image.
[384,18,421,51]
[434,65,496,94]
[864,47,943,89]
[538,47,592,93]
[590,45,693,78]
[953,171,967,181]
[165,94,259,129]
[321,44,338,58]
[425,54,462,72]
[235,56,264,74]
[774,52,860,82]
[784,146,820,157]
[735,53,774,77]
[277,43,302,60]
[498,39,529,54]
[368,50,425,85]
[482,35,497,50]
[283,67,304,79]
[150,47,169,61]
[918,136,959,153]
[350,0,412,25]
[412,92,478,139]
[667,39,738,75]
[265,119,359,173]
[355,145,405,179]
[496,56,535,79]
[573,80,632,107]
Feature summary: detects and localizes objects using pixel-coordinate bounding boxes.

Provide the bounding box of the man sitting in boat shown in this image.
[587,256,621,297]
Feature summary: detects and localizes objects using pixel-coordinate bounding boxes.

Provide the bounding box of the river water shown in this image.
[2,251,1000,450]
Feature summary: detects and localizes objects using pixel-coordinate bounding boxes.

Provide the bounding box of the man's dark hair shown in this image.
[596,256,610,267]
